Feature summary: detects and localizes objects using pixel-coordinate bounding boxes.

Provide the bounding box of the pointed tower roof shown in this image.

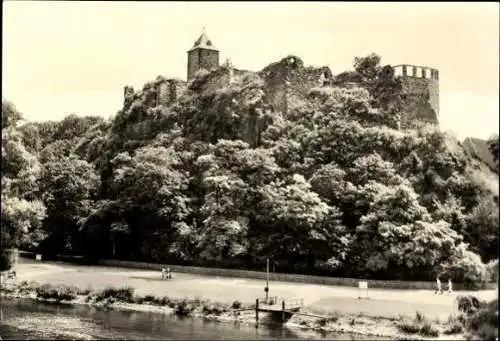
[188,28,219,52]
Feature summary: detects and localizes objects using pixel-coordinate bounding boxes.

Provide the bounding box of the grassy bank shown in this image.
[1,280,470,340]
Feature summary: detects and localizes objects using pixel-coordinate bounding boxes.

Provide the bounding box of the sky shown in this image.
[2,1,499,140]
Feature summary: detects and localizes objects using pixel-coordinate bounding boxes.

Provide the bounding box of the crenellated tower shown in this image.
[393,64,440,128]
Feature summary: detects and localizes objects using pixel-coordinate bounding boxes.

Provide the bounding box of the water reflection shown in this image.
[0,298,389,340]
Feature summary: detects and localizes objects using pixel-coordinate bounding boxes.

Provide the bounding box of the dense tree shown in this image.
[2,52,498,282]
[1,100,46,251]
[38,155,100,255]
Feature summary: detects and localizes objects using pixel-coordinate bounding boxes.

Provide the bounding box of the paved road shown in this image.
[13,259,497,320]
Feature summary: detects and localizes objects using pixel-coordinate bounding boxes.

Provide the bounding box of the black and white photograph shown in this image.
[1,1,498,340]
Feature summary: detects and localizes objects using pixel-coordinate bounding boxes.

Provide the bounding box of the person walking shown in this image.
[435,276,443,295]
[447,278,453,294]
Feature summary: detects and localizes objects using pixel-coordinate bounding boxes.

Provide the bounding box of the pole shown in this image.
[265,258,269,303]
[255,298,259,326]
[282,300,285,323]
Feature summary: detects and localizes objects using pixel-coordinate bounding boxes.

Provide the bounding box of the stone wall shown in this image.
[187,49,220,81]
[156,79,187,107]
[259,56,333,115]
[97,259,497,291]
[393,64,439,128]
[189,67,255,95]
[198,67,231,94]
[123,77,187,110]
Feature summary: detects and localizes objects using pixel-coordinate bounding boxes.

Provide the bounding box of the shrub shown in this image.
[174,299,194,316]
[415,311,425,322]
[18,280,38,295]
[95,286,134,303]
[456,295,483,315]
[398,319,421,334]
[486,259,498,283]
[35,283,77,302]
[202,301,226,316]
[397,312,439,337]
[77,287,91,296]
[160,296,170,306]
[466,298,498,339]
[151,296,164,305]
[443,321,463,335]
[442,249,488,289]
[419,322,439,337]
[444,314,466,335]
[143,295,155,302]
[231,300,242,309]
[132,295,144,304]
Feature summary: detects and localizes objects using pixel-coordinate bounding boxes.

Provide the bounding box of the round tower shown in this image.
[392,64,440,127]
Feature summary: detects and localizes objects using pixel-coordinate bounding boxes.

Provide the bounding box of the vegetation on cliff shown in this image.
[1,54,498,283]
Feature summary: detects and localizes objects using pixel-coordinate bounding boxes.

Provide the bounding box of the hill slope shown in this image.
[5,54,498,285]
[462,137,497,172]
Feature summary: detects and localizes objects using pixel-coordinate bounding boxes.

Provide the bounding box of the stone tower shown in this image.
[187,29,220,81]
[392,64,440,128]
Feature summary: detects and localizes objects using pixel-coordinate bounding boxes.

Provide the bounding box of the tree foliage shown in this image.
[3,53,498,282]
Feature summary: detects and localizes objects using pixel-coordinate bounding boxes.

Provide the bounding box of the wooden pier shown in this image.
[254,297,304,324]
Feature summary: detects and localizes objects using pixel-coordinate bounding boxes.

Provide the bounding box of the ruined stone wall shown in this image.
[156,79,187,107]
[122,77,187,110]
[393,64,439,128]
[259,56,333,115]
[196,67,231,94]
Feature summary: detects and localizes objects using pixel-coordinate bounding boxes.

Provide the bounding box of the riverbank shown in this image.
[0,280,467,340]
[13,259,497,320]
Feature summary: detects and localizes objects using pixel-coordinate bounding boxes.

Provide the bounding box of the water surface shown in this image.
[0,298,388,340]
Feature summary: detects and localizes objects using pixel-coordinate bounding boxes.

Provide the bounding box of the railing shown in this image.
[284,297,304,309]
[257,296,279,305]
[257,297,304,309]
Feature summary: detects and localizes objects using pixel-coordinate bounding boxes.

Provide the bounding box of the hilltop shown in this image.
[2,53,498,286]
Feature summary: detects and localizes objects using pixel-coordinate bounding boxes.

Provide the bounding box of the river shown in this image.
[0,298,390,340]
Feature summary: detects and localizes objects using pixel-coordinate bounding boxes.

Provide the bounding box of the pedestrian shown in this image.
[435,276,443,295]
[447,278,453,294]
[161,266,166,280]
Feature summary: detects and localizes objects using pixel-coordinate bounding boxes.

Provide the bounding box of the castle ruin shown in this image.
[123,30,439,128]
